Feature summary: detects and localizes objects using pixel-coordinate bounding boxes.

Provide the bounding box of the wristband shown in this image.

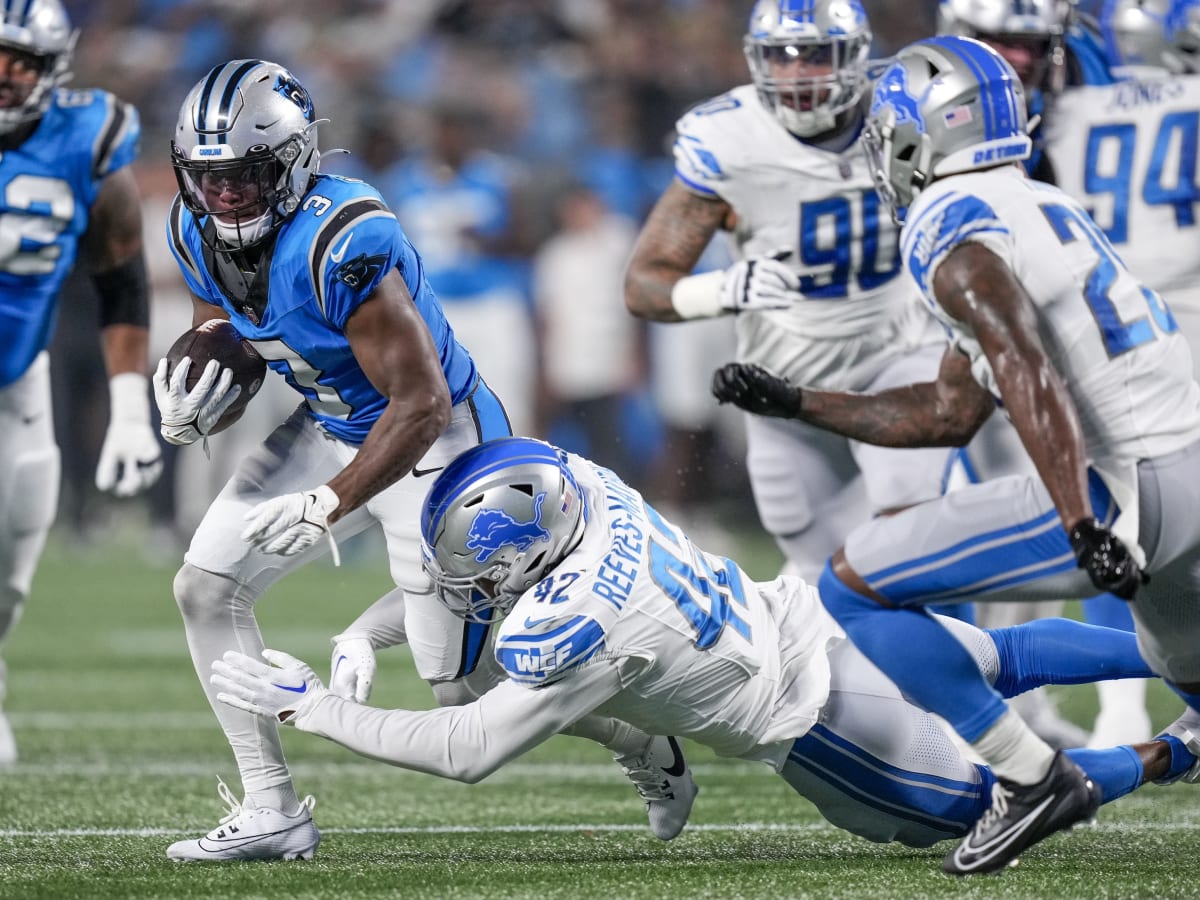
[669,270,726,320]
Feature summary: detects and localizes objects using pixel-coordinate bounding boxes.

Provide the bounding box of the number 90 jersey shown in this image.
[168,174,480,443]
[673,84,935,390]
[1042,74,1200,317]
[0,88,138,387]
[492,454,840,768]
[901,166,1200,471]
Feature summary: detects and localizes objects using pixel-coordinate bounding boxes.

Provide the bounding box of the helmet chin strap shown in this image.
[213,209,274,247]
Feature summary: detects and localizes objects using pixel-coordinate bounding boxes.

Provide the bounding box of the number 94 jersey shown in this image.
[1042,74,1200,315]
[492,454,840,769]
[0,88,138,387]
[673,84,931,390]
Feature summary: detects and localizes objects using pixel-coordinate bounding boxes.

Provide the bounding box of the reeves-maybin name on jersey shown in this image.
[492,454,839,767]
[0,87,138,387]
[1042,73,1200,314]
[167,174,479,443]
[672,84,937,390]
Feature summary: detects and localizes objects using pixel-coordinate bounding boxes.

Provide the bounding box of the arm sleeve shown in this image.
[294,658,629,783]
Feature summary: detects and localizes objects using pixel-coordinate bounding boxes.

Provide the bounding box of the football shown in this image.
[164,319,267,435]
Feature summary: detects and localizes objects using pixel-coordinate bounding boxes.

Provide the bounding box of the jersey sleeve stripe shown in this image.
[308,197,389,315]
[168,193,205,287]
[673,170,720,197]
[92,97,132,180]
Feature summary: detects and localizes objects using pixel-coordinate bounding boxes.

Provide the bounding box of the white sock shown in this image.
[971,707,1056,785]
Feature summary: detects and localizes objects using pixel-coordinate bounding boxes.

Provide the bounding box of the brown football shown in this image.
[165,319,267,435]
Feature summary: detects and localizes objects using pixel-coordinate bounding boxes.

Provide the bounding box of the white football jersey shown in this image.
[901,165,1200,471]
[673,85,938,389]
[1042,74,1200,313]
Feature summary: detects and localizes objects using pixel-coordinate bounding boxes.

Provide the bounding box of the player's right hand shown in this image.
[712,362,803,418]
[330,634,376,703]
[152,356,241,445]
[1068,518,1148,601]
[212,649,327,726]
[719,250,800,313]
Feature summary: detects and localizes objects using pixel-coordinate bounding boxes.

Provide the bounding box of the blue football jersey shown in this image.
[0,87,139,387]
[167,174,480,443]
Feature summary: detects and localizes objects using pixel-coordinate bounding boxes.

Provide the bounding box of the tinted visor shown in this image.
[173,155,277,220]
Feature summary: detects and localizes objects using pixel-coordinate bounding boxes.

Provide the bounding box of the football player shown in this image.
[211,438,1200,854]
[0,0,161,767]
[624,0,1025,586]
[712,35,1200,874]
[158,60,691,862]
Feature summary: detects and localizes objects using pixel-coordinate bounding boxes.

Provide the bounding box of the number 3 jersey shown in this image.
[1041,73,1200,316]
[0,88,138,387]
[167,173,479,443]
[901,165,1200,474]
[673,84,937,390]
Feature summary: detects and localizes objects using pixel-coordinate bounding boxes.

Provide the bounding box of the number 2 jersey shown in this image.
[0,88,138,387]
[900,165,1200,478]
[295,454,842,779]
[167,173,479,443]
[672,84,937,390]
[1041,73,1200,315]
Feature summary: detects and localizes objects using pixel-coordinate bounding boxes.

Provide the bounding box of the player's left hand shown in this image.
[95,419,162,496]
[711,362,803,418]
[242,485,341,564]
[212,649,327,725]
[1068,518,1149,601]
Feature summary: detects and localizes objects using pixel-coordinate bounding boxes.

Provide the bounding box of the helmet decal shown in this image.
[274,72,313,120]
[466,492,551,564]
[872,63,928,131]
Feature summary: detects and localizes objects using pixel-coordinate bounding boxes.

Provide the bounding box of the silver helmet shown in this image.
[863,35,1031,223]
[0,0,75,134]
[172,60,322,250]
[420,438,588,624]
[743,0,873,137]
[937,0,1066,89]
[1102,0,1200,73]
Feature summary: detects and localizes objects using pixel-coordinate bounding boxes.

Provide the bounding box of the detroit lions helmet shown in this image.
[937,0,1066,89]
[743,0,873,137]
[172,60,322,250]
[864,35,1031,223]
[421,438,588,623]
[1102,0,1200,73]
[0,0,75,134]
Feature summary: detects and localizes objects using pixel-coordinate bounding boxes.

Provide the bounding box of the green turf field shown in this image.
[1,533,1197,899]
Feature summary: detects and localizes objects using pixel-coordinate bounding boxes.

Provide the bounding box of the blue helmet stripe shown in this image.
[196,59,263,145]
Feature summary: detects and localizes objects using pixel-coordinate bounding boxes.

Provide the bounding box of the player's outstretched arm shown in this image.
[213,649,627,783]
[713,348,995,448]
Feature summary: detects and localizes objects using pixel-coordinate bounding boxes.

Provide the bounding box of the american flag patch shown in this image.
[944,105,973,128]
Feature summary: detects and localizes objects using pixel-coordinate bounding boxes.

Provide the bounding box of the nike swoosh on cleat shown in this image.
[662,736,687,778]
[951,794,1055,872]
[274,681,309,694]
[330,231,354,263]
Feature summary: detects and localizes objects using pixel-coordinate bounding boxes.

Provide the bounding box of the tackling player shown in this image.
[713,35,1200,874]
[0,0,161,767]
[157,60,690,862]
[210,437,1199,857]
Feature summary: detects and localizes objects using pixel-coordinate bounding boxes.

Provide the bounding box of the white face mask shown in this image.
[211,209,274,247]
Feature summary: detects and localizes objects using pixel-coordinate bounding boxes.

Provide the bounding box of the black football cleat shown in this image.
[943,751,1101,876]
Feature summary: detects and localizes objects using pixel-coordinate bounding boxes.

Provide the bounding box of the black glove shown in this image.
[1068,518,1148,601]
[711,363,803,418]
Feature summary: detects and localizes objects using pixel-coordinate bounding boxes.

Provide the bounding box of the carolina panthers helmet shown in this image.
[172,60,322,250]
[1102,0,1200,73]
[743,0,873,137]
[420,438,589,623]
[864,35,1031,223]
[0,0,75,134]
[937,0,1067,89]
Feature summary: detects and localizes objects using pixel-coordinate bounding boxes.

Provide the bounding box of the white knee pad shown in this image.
[174,563,255,624]
[933,613,1000,686]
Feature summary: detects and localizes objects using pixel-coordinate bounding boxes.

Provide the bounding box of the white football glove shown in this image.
[330,634,376,703]
[152,356,242,446]
[241,484,342,565]
[95,373,163,497]
[211,649,327,725]
[719,250,801,313]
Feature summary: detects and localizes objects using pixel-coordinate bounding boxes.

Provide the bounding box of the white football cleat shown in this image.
[167,778,319,862]
[615,735,698,841]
